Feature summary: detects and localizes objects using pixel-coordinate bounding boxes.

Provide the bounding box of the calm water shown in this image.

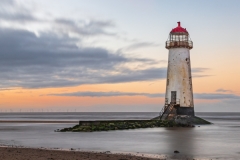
[0,112,240,159]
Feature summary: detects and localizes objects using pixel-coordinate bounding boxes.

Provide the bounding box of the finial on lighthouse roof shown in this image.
[177,21,181,27]
[171,21,188,33]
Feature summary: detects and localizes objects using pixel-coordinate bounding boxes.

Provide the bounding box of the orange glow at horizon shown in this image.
[0,76,238,110]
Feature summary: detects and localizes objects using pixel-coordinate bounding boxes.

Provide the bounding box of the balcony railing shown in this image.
[166,40,193,49]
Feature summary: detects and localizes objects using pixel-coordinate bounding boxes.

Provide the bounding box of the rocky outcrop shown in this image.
[58,116,211,132]
[59,119,198,132]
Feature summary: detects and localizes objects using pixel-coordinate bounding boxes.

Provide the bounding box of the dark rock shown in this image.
[104,151,111,153]
[174,150,180,153]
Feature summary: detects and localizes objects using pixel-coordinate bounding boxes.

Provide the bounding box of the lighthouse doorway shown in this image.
[171,91,177,104]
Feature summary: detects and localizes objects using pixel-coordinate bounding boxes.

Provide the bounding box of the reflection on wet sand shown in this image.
[164,127,197,159]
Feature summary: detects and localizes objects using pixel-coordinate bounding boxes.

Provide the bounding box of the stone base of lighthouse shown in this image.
[176,107,195,116]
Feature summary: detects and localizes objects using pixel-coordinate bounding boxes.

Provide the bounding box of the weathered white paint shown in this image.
[165,48,194,107]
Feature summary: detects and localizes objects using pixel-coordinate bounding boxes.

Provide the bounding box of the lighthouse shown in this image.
[160,22,194,119]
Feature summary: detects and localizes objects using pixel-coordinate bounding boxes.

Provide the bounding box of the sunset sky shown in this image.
[0,0,239,112]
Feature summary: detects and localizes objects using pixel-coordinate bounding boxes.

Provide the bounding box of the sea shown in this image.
[0,112,239,159]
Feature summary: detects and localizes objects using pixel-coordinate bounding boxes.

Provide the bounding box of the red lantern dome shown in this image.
[171,22,188,33]
[166,22,193,50]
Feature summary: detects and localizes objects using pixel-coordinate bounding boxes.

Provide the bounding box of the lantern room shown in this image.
[166,22,193,49]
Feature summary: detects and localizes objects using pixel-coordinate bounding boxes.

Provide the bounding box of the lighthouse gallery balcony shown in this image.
[166,33,193,49]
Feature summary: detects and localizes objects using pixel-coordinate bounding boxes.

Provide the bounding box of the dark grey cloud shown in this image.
[0,0,36,23]
[0,29,123,68]
[194,93,240,99]
[47,91,240,100]
[124,42,159,51]
[0,28,162,88]
[192,75,211,78]
[192,68,209,72]
[54,18,116,37]
[98,68,166,84]
[216,88,233,93]
[191,68,211,78]
[47,91,165,98]
[0,10,36,22]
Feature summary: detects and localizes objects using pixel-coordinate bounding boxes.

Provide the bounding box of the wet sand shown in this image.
[0,147,165,160]
[0,120,78,123]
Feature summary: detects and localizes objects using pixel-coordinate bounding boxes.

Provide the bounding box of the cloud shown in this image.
[0,0,36,23]
[47,91,165,98]
[0,28,162,88]
[0,9,36,23]
[47,91,240,100]
[124,42,159,51]
[191,68,211,78]
[0,1,116,38]
[192,68,209,72]
[194,93,240,99]
[192,75,212,78]
[54,18,116,37]
[216,88,233,93]
[0,88,13,91]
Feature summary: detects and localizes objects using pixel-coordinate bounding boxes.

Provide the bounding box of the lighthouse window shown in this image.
[182,35,187,41]
[176,35,179,41]
[179,35,182,41]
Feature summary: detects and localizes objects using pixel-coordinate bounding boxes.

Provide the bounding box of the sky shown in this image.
[0,0,239,112]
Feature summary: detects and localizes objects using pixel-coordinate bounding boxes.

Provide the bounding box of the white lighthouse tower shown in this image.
[160,22,194,119]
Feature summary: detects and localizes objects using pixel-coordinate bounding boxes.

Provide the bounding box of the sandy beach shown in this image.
[0,147,166,160]
[0,120,78,123]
